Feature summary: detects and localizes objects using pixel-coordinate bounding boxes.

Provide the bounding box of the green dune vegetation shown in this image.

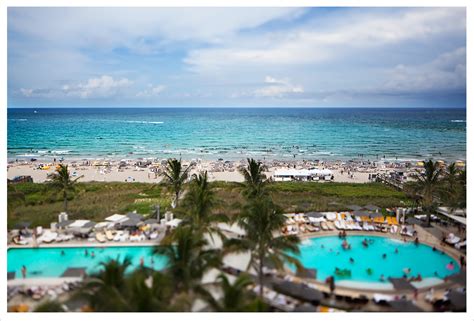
[8,170,407,229]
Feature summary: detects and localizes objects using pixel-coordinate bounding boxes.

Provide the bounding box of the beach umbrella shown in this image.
[369,212,383,218]
[120,218,142,228]
[14,221,31,229]
[364,204,380,212]
[446,291,466,311]
[405,217,423,226]
[273,280,323,305]
[296,267,317,279]
[293,303,317,312]
[143,218,159,225]
[126,212,144,221]
[305,212,325,218]
[388,300,423,312]
[352,210,370,217]
[347,205,362,211]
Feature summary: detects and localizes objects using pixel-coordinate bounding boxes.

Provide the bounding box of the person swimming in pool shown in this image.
[349,257,354,264]
[446,261,455,270]
[394,248,399,254]
[21,265,27,279]
[91,251,95,258]
[85,249,89,257]
[382,253,387,259]
[380,274,385,282]
[61,250,65,256]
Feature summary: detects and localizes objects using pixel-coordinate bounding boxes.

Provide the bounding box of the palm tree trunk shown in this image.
[63,190,68,213]
[175,190,180,208]
[258,250,264,299]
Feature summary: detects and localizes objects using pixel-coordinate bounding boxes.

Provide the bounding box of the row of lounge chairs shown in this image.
[95,230,160,243]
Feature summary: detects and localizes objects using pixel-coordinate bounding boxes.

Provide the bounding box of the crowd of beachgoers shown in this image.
[8,157,458,184]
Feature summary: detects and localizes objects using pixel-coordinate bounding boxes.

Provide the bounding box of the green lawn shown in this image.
[7,181,407,228]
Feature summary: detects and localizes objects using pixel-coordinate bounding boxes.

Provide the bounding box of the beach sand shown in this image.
[7,161,381,184]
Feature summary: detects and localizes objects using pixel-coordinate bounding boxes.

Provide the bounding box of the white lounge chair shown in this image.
[455,240,466,249]
[95,232,106,243]
[446,233,461,245]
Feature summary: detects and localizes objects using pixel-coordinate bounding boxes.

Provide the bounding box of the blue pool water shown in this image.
[8,107,466,162]
[7,246,167,278]
[294,235,460,283]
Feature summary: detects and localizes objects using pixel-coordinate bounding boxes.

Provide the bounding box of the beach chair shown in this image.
[105,230,114,241]
[95,232,106,243]
[446,233,461,245]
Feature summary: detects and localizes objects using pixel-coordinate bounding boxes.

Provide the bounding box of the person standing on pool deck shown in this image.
[21,265,27,278]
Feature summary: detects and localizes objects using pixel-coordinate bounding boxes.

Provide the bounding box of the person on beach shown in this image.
[460,255,465,269]
[21,265,27,279]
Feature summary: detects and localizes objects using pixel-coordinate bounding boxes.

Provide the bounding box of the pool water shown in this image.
[294,235,460,283]
[7,246,167,278]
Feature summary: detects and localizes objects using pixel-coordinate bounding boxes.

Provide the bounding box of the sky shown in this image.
[7,7,466,108]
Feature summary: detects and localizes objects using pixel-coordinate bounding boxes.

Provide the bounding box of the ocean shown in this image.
[7,108,466,162]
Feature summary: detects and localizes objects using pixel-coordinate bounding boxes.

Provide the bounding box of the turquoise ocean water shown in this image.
[8,108,466,162]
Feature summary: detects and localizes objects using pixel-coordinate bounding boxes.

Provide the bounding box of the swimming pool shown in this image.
[7,246,168,278]
[294,235,460,284]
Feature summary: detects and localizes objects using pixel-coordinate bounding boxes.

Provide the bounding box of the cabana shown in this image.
[105,214,128,223]
[165,218,182,229]
[364,204,380,212]
[120,218,143,229]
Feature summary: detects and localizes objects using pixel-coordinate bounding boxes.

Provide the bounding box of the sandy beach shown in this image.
[7,158,402,184]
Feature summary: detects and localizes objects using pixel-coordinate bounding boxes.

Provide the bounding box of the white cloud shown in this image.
[231,76,304,99]
[20,88,33,97]
[62,75,133,98]
[382,47,466,94]
[8,8,305,51]
[136,84,166,97]
[185,8,465,72]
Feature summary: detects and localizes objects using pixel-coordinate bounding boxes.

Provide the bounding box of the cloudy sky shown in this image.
[8,7,466,108]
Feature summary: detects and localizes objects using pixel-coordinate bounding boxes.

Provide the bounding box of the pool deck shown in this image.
[8,224,466,311]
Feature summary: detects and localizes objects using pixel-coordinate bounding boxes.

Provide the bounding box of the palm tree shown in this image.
[181,171,228,237]
[162,158,191,208]
[198,273,268,312]
[80,257,133,311]
[79,257,176,311]
[440,162,466,213]
[153,225,221,308]
[225,197,301,298]
[410,160,442,226]
[239,158,269,199]
[47,164,83,213]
